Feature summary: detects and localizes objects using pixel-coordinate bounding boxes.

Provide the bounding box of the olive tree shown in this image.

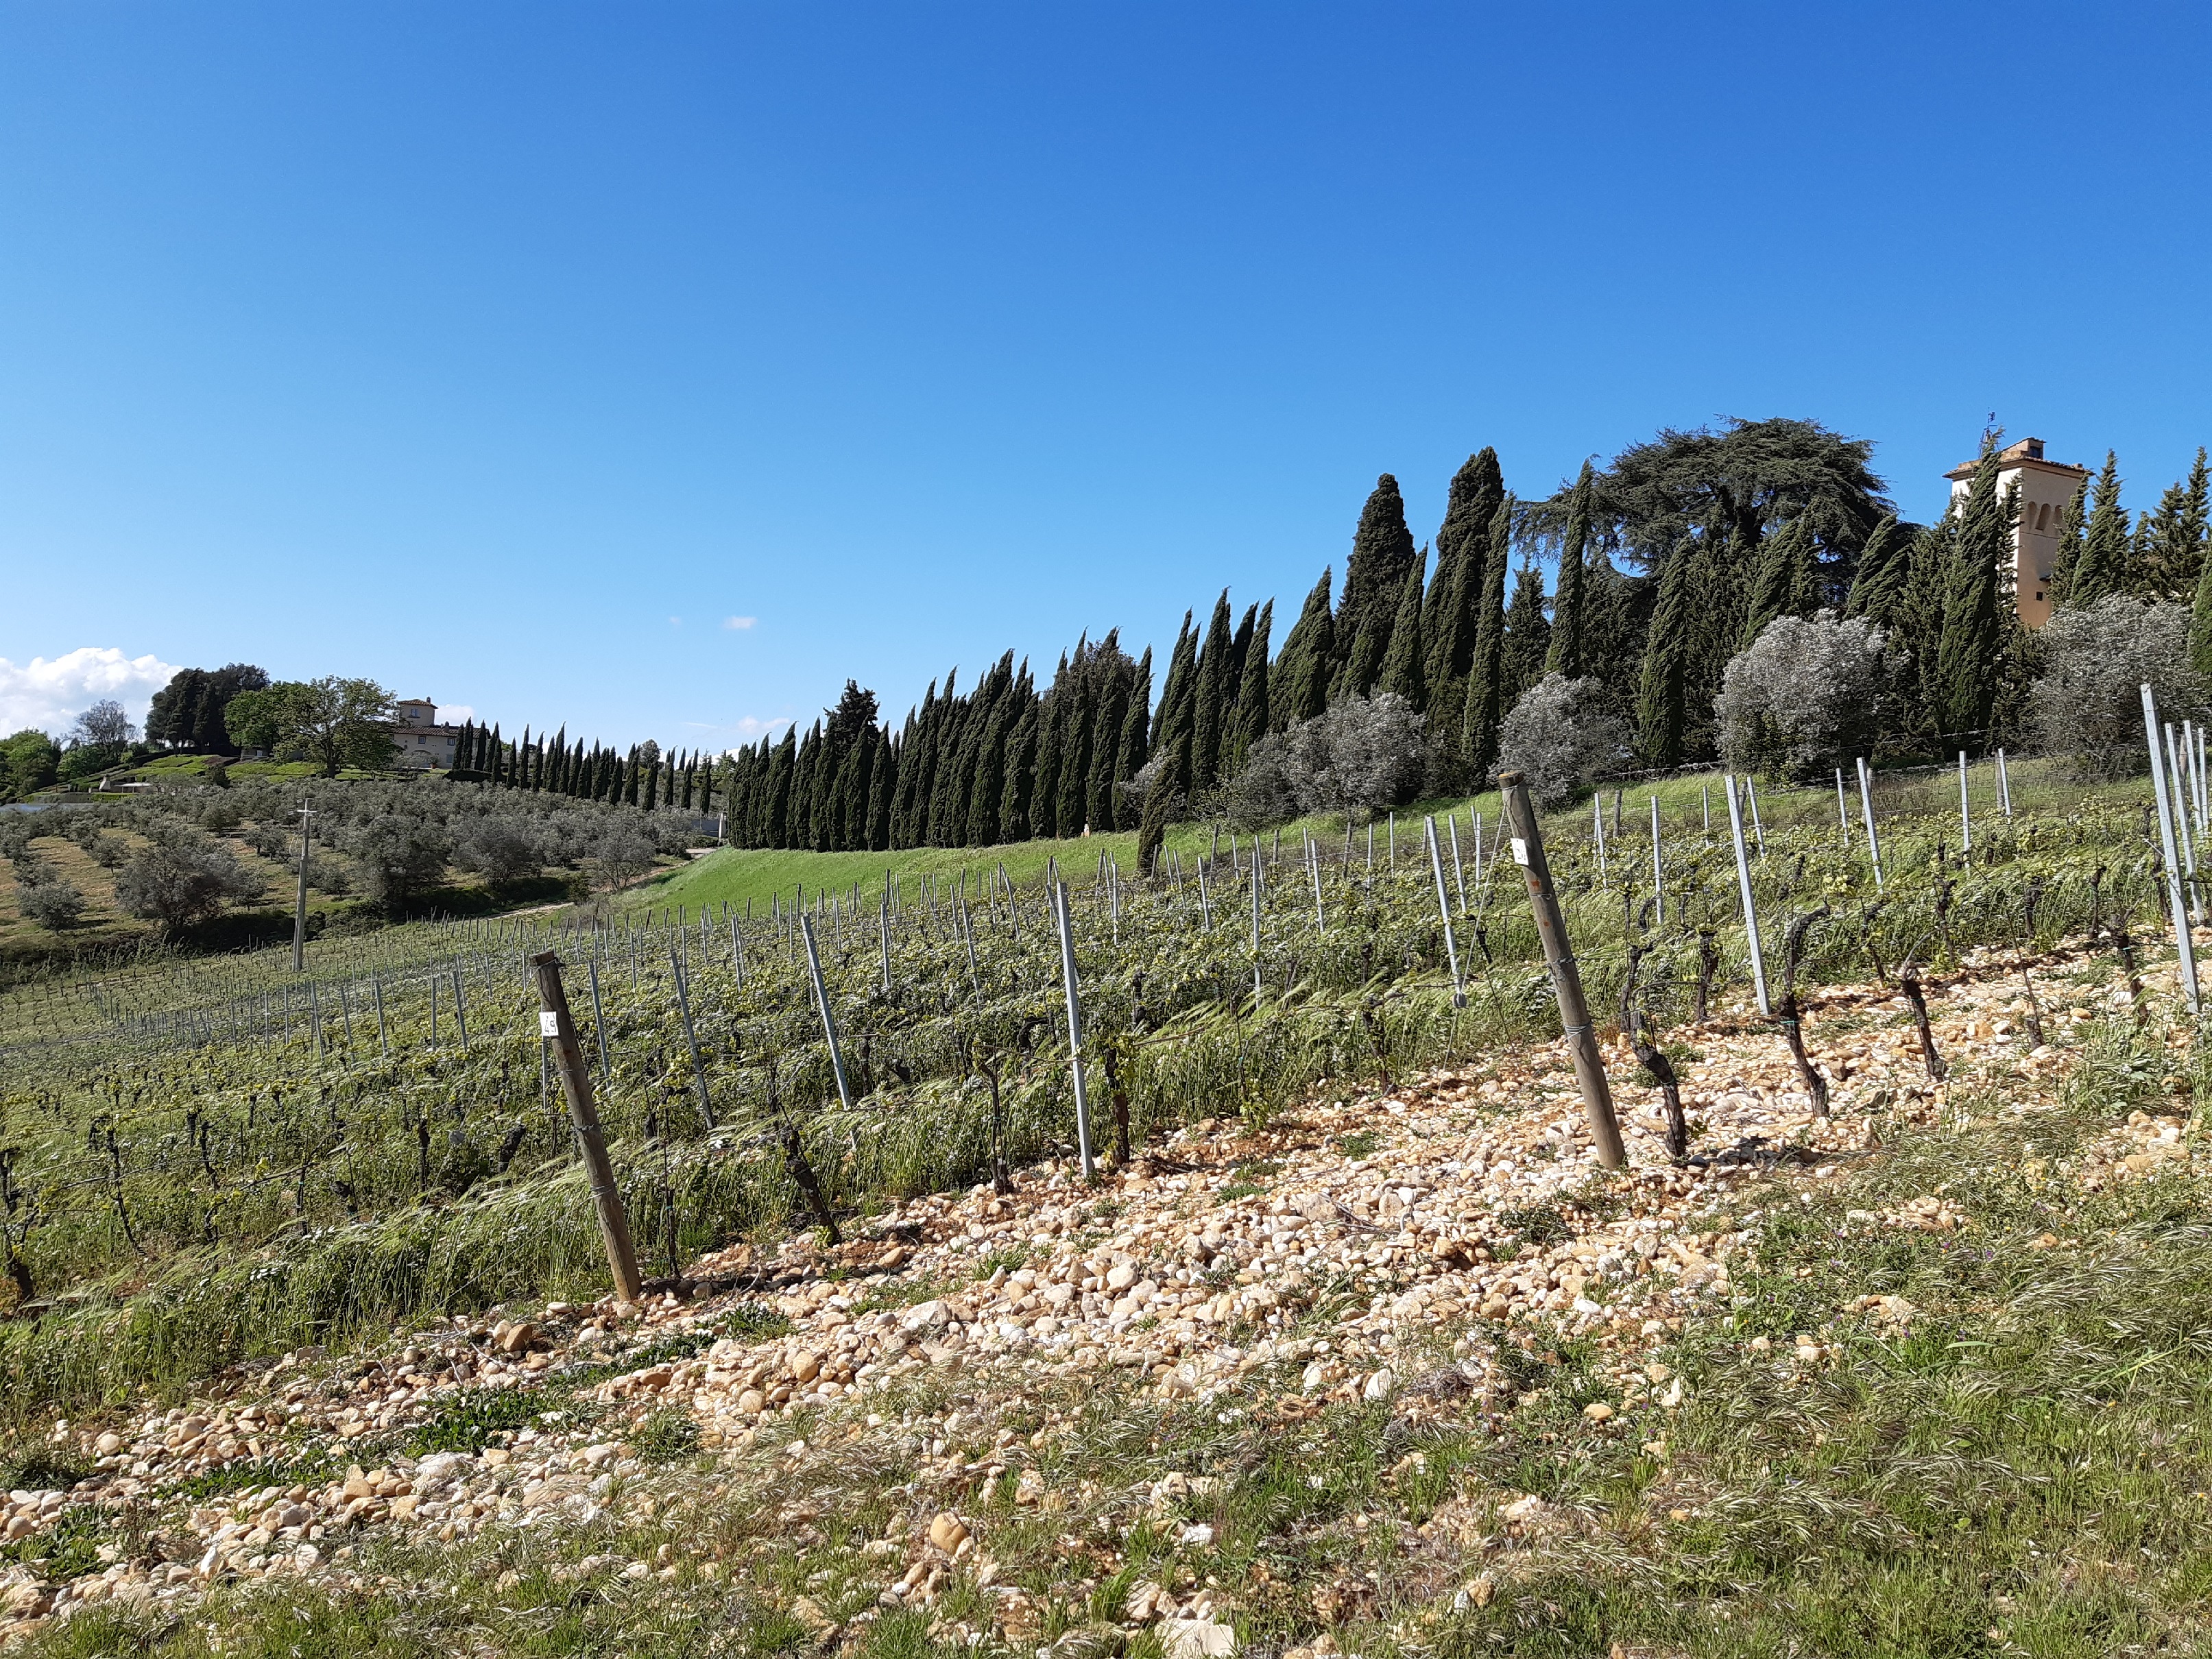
[1225,692,1426,826]
[115,824,263,932]
[2034,596,2204,779]
[1497,675,1631,808]
[1716,611,1890,783]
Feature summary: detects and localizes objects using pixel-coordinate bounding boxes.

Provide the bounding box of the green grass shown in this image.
[617,753,2128,919]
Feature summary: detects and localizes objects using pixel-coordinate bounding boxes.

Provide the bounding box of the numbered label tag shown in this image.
[1510,837,1531,867]
[539,1012,561,1038]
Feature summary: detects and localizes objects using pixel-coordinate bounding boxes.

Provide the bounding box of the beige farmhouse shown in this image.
[394,699,465,770]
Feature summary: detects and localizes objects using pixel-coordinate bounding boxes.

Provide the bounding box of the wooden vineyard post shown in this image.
[1649,794,1664,925]
[799,916,856,1111]
[450,965,470,1048]
[531,951,643,1305]
[1835,767,1851,845]
[373,976,388,1056]
[1499,772,1625,1171]
[1051,882,1097,1180]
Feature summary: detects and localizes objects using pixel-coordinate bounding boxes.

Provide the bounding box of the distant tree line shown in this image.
[110,419,2211,849]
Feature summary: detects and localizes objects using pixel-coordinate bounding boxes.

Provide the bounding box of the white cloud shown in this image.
[0,647,184,738]
[721,616,758,631]
[437,703,477,725]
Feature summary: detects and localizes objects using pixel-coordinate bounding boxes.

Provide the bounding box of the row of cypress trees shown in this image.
[449,720,719,815]
[450,430,2212,856]
[717,633,1155,851]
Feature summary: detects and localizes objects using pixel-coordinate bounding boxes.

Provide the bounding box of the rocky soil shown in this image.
[1,939,2195,1651]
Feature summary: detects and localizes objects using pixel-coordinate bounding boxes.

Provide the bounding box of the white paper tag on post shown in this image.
[1510,837,1531,867]
[539,1012,561,1039]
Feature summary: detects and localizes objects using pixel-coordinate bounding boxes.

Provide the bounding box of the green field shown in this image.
[614,756,2116,919]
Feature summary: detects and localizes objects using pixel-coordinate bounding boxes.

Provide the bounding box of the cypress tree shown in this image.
[1934,446,2012,741]
[2070,452,2129,606]
[1502,564,1550,701]
[1136,725,1190,877]
[1055,676,1094,836]
[1741,518,1814,647]
[869,734,895,850]
[1000,701,1041,842]
[1636,537,1696,766]
[1426,448,1505,692]
[2141,447,2209,601]
[1149,616,1194,748]
[1031,677,1066,839]
[1461,494,1515,777]
[1269,571,1334,728]
[1545,460,1595,679]
[1223,608,1268,775]
[1191,593,1235,789]
[1118,646,1153,784]
[642,751,658,811]
[2047,477,2089,605]
[1086,668,1131,832]
[1336,475,1419,686]
[969,693,1013,846]
[1842,515,1908,624]
[767,728,797,846]
[1376,557,1428,709]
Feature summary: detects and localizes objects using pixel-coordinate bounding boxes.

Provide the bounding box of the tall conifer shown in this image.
[1742,519,1814,646]
[1191,592,1234,788]
[1270,572,1334,728]
[2071,452,2129,605]
[1426,449,1504,692]
[1376,557,1428,708]
[1842,516,1907,624]
[1545,461,1595,679]
[1934,446,2011,740]
[1461,494,1515,776]
[1502,564,1550,701]
[1336,475,1419,686]
[1635,537,1696,766]
[1223,608,1268,775]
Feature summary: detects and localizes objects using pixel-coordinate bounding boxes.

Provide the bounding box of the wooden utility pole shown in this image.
[531,950,643,1305]
[1499,771,1626,1171]
[291,800,315,972]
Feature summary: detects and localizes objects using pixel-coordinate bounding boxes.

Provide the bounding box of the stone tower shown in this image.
[1945,437,2091,629]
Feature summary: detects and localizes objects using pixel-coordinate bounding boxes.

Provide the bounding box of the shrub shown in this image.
[1497,675,1630,808]
[588,827,658,893]
[454,816,545,886]
[114,825,263,932]
[1716,611,1891,783]
[1225,692,1426,825]
[18,872,86,931]
[2034,596,2204,780]
[348,814,450,909]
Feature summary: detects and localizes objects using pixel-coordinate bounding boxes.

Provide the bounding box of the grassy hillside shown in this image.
[615,757,2099,918]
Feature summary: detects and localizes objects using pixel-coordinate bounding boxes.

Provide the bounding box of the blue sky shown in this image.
[3,3,2209,747]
